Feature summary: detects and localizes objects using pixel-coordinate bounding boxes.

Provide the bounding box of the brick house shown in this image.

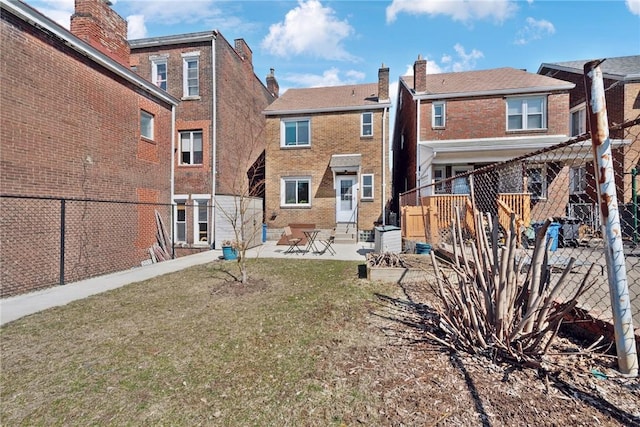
[391,56,574,221]
[264,66,391,242]
[129,32,277,252]
[0,0,178,296]
[538,56,640,232]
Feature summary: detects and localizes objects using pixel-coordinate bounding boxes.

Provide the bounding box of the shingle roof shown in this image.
[264,83,387,114]
[538,55,640,80]
[401,67,573,97]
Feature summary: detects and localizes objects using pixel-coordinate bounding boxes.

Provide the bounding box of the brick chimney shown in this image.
[413,54,427,93]
[266,68,279,99]
[378,63,389,102]
[234,38,253,68]
[70,0,130,67]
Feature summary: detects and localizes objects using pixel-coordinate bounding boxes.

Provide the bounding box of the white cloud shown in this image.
[28,0,74,29]
[626,0,640,15]
[404,44,483,75]
[514,17,555,45]
[126,15,147,40]
[121,1,222,26]
[284,67,365,87]
[386,0,518,23]
[261,0,356,61]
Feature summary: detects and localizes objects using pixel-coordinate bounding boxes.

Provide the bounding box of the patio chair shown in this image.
[283,226,304,254]
[319,229,336,255]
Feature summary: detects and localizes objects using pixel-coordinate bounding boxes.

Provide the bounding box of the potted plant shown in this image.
[221,240,238,260]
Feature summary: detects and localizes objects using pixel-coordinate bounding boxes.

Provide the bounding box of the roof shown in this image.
[130,31,218,48]
[264,83,391,115]
[0,0,178,106]
[329,154,361,169]
[538,55,640,81]
[401,67,574,100]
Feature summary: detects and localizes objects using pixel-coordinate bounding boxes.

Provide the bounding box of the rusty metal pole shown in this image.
[584,60,637,377]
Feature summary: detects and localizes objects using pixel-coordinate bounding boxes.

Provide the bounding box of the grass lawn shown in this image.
[1,259,397,425]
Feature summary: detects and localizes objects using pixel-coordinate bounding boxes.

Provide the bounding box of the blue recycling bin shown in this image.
[533,222,561,251]
[262,223,267,242]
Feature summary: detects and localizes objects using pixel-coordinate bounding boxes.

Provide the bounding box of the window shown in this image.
[194,199,209,243]
[281,119,310,147]
[281,177,311,206]
[175,201,186,242]
[361,112,373,137]
[361,174,374,199]
[527,164,547,199]
[570,105,586,137]
[570,166,587,194]
[432,102,445,128]
[182,52,200,97]
[433,167,446,193]
[180,130,203,165]
[152,59,167,90]
[507,96,546,130]
[140,110,154,140]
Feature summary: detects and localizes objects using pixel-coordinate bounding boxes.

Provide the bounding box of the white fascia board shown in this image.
[412,85,574,101]
[419,135,568,152]
[1,0,179,107]
[264,103,392,116]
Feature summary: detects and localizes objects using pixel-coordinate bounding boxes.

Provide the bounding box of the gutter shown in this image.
[412,85,575,101]
[264,102,392,116]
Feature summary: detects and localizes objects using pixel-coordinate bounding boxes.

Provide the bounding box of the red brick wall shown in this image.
[265,108,389,232]
[0,11,173,296]
[420,92,570,141]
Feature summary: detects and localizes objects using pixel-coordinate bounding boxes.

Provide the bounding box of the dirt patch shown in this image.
[210,278,270,297]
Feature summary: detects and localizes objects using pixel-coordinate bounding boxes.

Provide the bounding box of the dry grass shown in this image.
[1,258,638,426]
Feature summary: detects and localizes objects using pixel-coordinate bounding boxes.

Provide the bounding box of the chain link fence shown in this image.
[399,117,640,336]
[0,196,174,298]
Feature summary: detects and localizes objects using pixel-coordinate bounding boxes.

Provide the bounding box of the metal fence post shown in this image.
[59,198,66,286]
[584,60,638,376]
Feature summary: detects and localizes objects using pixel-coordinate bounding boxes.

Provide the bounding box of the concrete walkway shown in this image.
[0,241,374,326]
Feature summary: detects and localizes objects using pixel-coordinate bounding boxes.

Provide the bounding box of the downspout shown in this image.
[170,105,176,258]
[210,33,218,248]
[415,98,420,202]
[382,107,387,226]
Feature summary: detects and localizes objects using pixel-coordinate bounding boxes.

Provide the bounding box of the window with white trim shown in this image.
[180,130,203,165]
[507,96,546,130]
[151,58,167,90]
[527,164,547,199]
[361,112,373,137]
[194,199,209,243]
[140,110,154,140]
[281,177,311,206]
[182,52,200,98]
[570,105,586,137]
[432,102,445,128]
[361,174,374,199]
[175,200,187,242]
[281,119,310,147]
[570,166,587,194]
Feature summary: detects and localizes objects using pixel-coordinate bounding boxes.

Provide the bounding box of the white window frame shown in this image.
[432,102,445,128]
[179,130,203,165]
[174,196,188,243]
[506,96,547,131]
[433,166,446,194]
[570,165,587,195]
[361,174,374,200]
[192,196,210,245]
[140,110,154,140]
[570,103,586,137]
[361,112,373,137]
[151,56,168,90]
[182,51,200,98]
[527,164,548,199]
[280,118,310,147]
[280,177,311,207]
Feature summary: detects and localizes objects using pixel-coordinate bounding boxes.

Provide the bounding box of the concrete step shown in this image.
[334,223,357,243]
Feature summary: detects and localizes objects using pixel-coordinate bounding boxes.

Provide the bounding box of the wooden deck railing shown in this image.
[497,193,531,232]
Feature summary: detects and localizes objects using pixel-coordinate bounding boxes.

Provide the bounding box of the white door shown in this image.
[336,176,357,223]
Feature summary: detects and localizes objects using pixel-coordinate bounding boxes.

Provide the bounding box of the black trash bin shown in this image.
[553,216,581,247]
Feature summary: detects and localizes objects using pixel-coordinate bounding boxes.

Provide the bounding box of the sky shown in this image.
[24,0,640,99]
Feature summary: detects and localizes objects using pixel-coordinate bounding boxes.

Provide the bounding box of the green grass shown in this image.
[1,259,396,426]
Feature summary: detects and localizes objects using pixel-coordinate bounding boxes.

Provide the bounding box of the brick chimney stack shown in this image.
[266,68,279,99]
[234,38,253,68]
[413,54,427,93]
[70,0,130,67]
[378,63,389,102]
